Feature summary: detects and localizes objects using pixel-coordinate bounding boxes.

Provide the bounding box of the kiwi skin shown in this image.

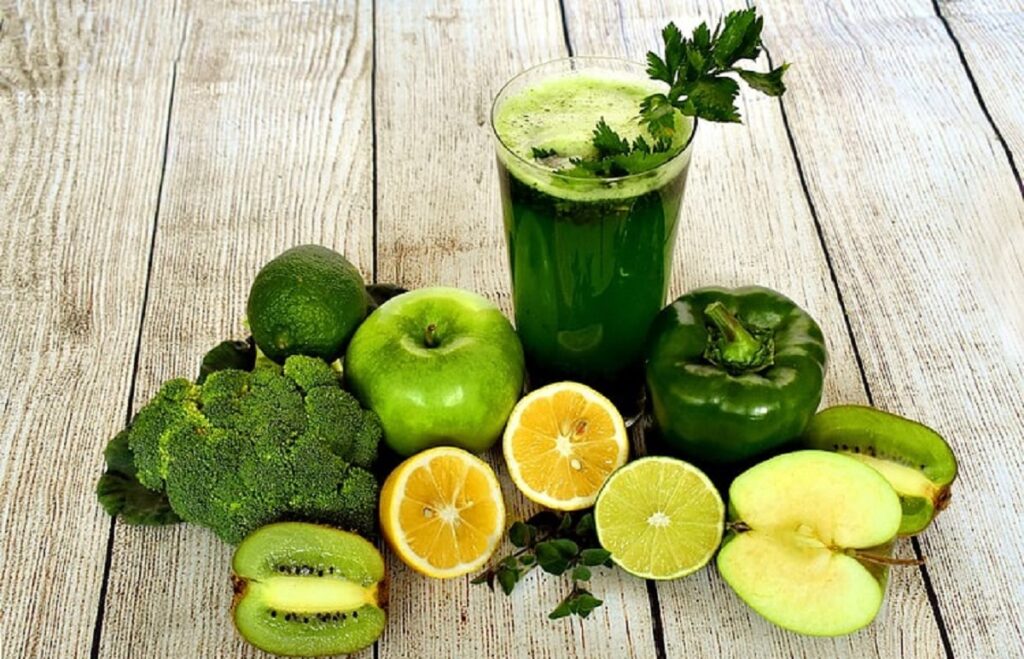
[799,405,957,535]
[231,522,387,657]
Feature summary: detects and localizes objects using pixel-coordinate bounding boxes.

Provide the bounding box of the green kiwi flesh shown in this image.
[232,522,386,657]
[799,405,957,535]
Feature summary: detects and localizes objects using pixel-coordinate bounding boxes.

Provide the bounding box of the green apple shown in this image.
[717,450,903,636]
[344,287,525,456]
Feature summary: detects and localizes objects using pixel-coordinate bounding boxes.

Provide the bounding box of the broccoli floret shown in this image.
[103,355,382,544]
[283,354,341,392]
[128,379,204,490]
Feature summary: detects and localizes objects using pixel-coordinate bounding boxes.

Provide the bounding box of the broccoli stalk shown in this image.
[96,354,382,544]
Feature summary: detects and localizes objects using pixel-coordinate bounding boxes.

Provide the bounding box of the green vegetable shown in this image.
[95,429,181,526]
[97,354,382,544]
[549,10,789,177]
[472,511,612,621]
[198,338,255,383]
[645,286,827,464]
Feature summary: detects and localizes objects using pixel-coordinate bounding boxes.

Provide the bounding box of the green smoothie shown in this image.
[493,63,693,384]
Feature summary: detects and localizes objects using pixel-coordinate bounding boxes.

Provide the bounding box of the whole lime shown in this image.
[247,245,368,363]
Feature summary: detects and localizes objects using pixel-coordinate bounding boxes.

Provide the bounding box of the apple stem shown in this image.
[727,521,751,533]
[424,323,440,348]
[846,549,926,567]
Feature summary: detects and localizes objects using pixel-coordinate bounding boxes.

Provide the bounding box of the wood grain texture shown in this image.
[938,0,1024,177]
[373,1,659,657]
[758,0,1024,656]
[562,0,946,656]
[95,1,374,657]
[0,2,180,656]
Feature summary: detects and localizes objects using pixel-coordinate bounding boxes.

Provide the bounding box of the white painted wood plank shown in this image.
[758,0,1024,655]
[373,1,660,657]
[96,2,375,657]
[562,0,947,655]
[0,2,181,656]
[939,0,1024,170]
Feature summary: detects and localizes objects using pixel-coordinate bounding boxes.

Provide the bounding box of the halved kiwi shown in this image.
[799,405,957,535]
[231,522,386,657]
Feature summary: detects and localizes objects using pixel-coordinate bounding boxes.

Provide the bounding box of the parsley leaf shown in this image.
[687,76,742,123]
[564,9,789,178]
[591,118,631,157]
[735,63,790,96]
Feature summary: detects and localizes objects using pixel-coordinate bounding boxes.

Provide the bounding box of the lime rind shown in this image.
[594,456,724,580]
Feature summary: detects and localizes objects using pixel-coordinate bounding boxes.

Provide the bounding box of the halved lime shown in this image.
[594,457,724,580]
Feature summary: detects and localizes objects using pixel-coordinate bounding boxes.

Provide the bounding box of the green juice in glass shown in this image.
[492,59,693,386]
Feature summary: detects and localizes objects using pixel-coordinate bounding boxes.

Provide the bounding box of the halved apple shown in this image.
[717,450,902,636]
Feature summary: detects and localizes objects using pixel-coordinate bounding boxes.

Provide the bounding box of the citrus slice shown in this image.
[594,457,724,580]
[503,382,629,511]
[379,446,505,579]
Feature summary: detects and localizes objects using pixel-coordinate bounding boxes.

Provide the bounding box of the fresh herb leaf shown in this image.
[509,520,534,547]
[571,591,603,618]
[536,539,578,575]
[640,93,679,142]
[548,600,573,620]
[574,512,596,536]
[735,63,789,96]
[497,567,520,595]
[579,548,612,566]
[712,9,761,66]
[566,9,788,178]
[550,587,603,620]
[470,572,494,588]
[591,119,631,157]
[531,146,558,159]
[687,76,742,123]
[472,511,612,621]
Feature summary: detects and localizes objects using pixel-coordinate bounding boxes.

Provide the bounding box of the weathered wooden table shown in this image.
[3,1,1022,657]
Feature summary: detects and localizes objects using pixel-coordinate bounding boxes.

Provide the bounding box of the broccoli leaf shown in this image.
[198,338,256,383]
[96,430,181,526]
[366,283,408,311]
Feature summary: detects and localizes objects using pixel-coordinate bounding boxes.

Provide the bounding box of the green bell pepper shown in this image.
[645,286,827,464]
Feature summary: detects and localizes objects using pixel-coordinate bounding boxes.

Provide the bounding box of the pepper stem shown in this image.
[424,323,440,348]
[702,302,775,375]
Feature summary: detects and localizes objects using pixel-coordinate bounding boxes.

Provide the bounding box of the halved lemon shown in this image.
[379,446,505,579]
[502,382,629,511]
[594,457,724,580]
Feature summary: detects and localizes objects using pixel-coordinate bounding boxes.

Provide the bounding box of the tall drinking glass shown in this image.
[491,58,695,391]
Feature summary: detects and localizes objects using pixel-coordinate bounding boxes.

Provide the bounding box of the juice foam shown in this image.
[493,69,693,200]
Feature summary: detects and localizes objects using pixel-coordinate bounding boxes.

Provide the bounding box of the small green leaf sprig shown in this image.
[472,511,613,620]
[534,9,789,178]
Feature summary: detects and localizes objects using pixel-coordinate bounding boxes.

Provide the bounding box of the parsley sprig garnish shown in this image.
[472,511,613,620]
[535,9,788,178]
